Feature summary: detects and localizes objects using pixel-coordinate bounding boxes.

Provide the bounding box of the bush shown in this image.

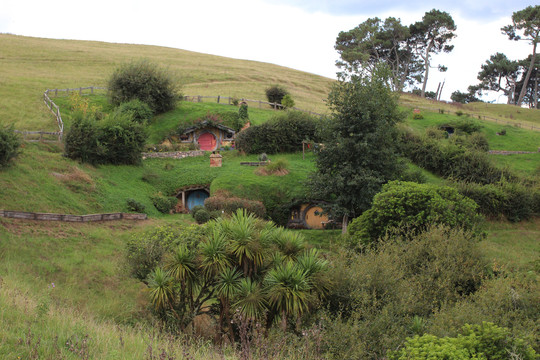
[281,94,295,109]
[126,198,146,213]
[348,181,481,246]
[235,111,320,154]
[204,195,266,218]
[193,208,211,224]
[115,99,153,124]
[238,102,249,120]
[150,192,178,214]
[265,85,289,107]
[389,323,537,360]
[64,112,147,165]
[456,180,539,222]
[108,59,180,114]
[323,226,488,358]
[126,225,204,281]
[0,124,21,168]
[400,129,512,185]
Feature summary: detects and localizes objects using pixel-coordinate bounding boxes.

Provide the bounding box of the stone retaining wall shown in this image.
[142,150,205,160]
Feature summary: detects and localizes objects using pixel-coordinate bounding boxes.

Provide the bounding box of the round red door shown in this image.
[198,132,217,151]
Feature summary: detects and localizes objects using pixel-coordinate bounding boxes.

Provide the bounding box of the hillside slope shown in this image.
[0,34,334,131]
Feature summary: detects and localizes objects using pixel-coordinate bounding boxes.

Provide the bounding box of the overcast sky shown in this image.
[1,0,537,102]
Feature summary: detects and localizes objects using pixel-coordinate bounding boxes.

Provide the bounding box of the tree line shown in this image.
[335,6,540,108]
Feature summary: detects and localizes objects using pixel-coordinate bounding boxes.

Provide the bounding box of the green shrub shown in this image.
[235,111,320,154]
[108,59,181,114]
[466,132,489,151]
[126,225,204,281]
[238,102,249,120]
[265,158,289,173]
[451,118,483,134]
[389,323,537,360]
[323,226,488,359]
[126,198,146,213]
[281,94,295,109]
[456,181,538,222]
[64,112,147,165]
[115,99,153,124]
[425,127,446,139]
[150,192,177,214]
[400,129,511,185]
[0,124,21,168]
[204,195,266,218]
[348,181,481,246]
[265,85,289,107]
[98,113,147,165]
[193,208,211,224]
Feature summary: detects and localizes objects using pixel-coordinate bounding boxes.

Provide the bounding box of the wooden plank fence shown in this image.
[0,210,147,222]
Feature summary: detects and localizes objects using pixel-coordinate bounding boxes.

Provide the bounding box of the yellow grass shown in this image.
[0,34,334,131]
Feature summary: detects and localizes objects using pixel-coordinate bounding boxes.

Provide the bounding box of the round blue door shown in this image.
[186,190,209,210]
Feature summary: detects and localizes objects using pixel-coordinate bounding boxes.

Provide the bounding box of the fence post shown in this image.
[198,96,202,103]
[259,100,261,109]
[217,95,220,104]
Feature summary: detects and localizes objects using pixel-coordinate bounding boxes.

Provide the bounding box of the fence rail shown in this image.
[183,95,325,116]
[0,209,147,222]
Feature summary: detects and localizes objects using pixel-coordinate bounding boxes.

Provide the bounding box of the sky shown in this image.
[1,0,537,102]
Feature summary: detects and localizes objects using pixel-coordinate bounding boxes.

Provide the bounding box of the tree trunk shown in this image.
[421,42,434,98]
[341,214,349,234]
[517,42,537,107]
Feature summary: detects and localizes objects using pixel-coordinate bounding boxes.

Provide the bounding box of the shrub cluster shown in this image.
[400,129,511,184]
[322,226,489,358]
[389,322,536,360]
[235,111,320,154]
[456,180,540,222]
[64,112,147,165]
[348,181,481,246]
[204,195,266,218]
[126,198,146,213]
[0,124,21,168]
[108,59,180,114]
[114,99,153,124]
[265,85,289,107]
[126,224,204,282]
[150,192,178,214]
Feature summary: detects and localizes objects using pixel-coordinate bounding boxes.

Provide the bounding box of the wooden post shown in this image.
[182,191,186,211]
[259,100,261,109]
[302,142,305,160]
[198,96,202,103]
[217,95,220,104]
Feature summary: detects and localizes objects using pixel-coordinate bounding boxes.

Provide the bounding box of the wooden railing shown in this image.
[42,86,108,138]
[183,95,325,117]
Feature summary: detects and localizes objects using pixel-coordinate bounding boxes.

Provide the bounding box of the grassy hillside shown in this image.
[1,34,539,359]
[0,34,333,131]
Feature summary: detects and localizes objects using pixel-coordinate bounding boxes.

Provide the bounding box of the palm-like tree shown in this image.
[296,248,330,296]
[216,267,242,340]
[221,209,267,277]
[234,277,268,321]
[199,228,231,279]
[264,261,311,331]
[147,267,174,313]
[271,227,305,262]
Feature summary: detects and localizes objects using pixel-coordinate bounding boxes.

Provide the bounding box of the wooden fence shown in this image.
[42,86,108,138]
[183,95,325,117]
[0,209,147,222]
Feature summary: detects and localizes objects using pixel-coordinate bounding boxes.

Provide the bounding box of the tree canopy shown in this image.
[335,9,456,98]
[308,65,404,232]
[501,5,540,107]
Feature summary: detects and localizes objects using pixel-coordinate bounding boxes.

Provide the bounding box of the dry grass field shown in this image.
[0,34,334,131]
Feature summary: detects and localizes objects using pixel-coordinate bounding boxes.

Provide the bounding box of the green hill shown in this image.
[0,34,539,359]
